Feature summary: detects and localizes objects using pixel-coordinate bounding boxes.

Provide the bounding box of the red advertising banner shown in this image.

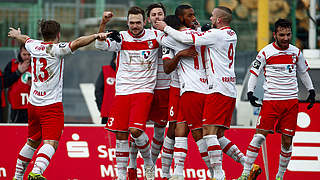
[0,103,319,179]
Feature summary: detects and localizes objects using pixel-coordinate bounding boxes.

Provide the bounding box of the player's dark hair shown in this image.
[40,20,60,41]
[274,19,292,33]
[17,44,27,62]
[128,6,145,20]
[175,4,192,17]
[146,3,166,17]
[164,15,183,30]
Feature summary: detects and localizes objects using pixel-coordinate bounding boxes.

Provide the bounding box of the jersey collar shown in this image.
[128,29,145,38]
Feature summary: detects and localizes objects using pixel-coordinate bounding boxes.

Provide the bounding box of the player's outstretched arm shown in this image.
[70,32,111,52]
[154,21,194,45]
[8,27,29,44]
[163,46,198,74]
[98,11,113,37]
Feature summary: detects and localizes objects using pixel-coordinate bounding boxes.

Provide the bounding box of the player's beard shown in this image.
[275,36,289,49]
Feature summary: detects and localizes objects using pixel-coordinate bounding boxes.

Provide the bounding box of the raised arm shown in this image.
[98,12,114,34]
[70,32,110,52]
[8,28,29,44]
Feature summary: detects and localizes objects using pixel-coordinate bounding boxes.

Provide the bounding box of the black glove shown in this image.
[201,23,211,32]
[107,30,121,43]
[306,89,316,109]
[247,91,262,107]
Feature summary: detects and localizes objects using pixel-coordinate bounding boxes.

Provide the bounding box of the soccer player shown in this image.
[157,11,213,179]
[95,7,160,180]
[127,4,170,179]
[8,20,109,180]
[155,6,251,180]
[237,19,316,180]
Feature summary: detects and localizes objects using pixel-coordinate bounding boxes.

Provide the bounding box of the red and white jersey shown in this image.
[250,42,309,100]
[162,47,180,88]
[158,29,208,95]
[153,29,170,90]
[95,29,160,95]
[191,27,237,98]
[25,38,72,106]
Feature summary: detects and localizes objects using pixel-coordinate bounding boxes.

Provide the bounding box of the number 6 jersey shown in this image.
[25,38,72,106]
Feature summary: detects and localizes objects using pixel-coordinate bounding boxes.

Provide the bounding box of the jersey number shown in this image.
[33,57,49,82]
[227,43,234,68]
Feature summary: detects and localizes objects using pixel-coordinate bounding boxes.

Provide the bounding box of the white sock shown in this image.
[151,126,165,163]
[204,135,224,178]
[133,132,153,166]
[128,135,138,169]
[116,140,129,180]
[196,138,214,178]
[243,134,266,175]
[276,144,292,179]
[161,136,175,178]
[173,137,188,176]
[32,144,55,174]
[14,143,36,180]
[219,136,246,166]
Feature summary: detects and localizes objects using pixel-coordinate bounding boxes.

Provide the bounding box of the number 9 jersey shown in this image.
[25,38,72,106]
[192,27,237,98]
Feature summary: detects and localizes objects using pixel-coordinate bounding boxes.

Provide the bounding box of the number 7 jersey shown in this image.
[25,38,72,106]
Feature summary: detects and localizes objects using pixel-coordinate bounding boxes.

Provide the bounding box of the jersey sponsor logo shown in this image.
[227,30,235,36]
[66,133,90,158]
[142,50,151,59]
[162,47,170,55]
[106,77,115,85]
[287,65,295,73]
[35,45,45,51]
[252,60,261,69]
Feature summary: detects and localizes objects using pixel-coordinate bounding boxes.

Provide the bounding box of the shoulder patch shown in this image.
[252,60,261,69]
[162,47,170,55]
[59,43,67,48]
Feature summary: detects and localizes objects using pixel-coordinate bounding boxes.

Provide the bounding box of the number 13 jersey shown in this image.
[192,27,237,98]
[25,38,72,106]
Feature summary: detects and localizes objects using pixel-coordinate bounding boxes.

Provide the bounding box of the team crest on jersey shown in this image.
[21,72,32,84]
[147,41,154,48]
[292,55,297,64]
[252,60,261,69]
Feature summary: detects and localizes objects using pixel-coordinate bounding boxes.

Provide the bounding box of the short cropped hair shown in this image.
[164,15,183,30]
[40,20,60,41]
[128,6,145,20]
[216,6,232,24]
[175,4,192,17]
[146,3,166,17]
[274,19,292,33]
